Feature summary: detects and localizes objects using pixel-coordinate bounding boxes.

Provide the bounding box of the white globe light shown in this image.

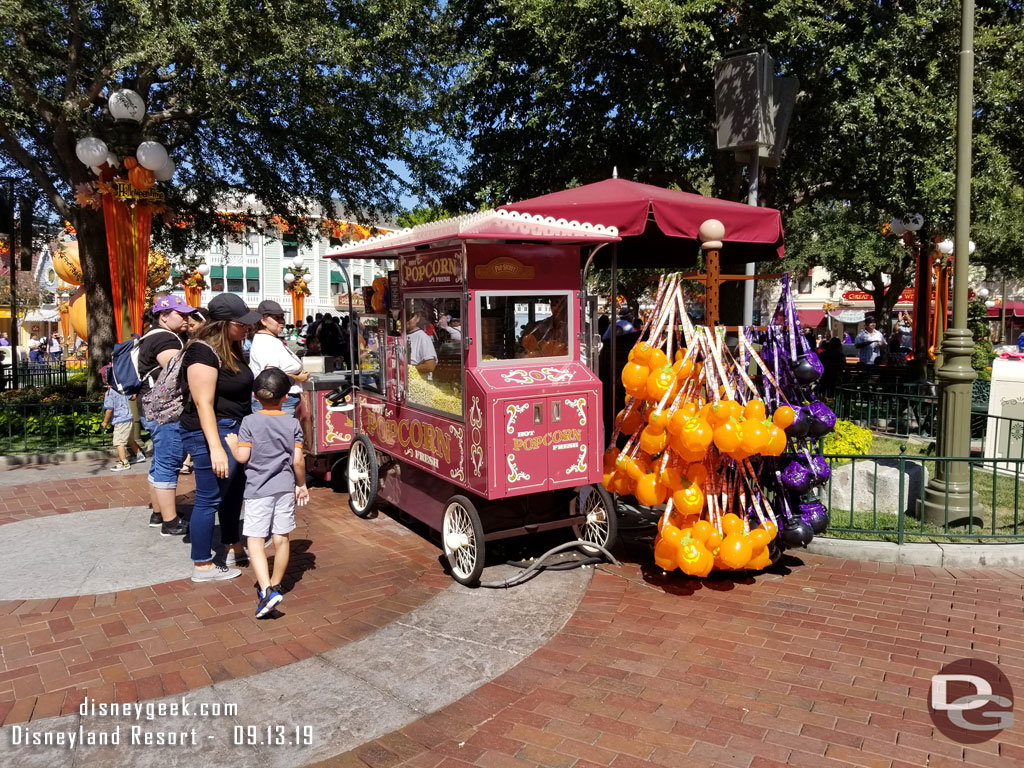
[108,89,145,123]
[890,218,907,236]
[969,240,976,255]
[153,158,175,181]
[978,287,990,298]
[986,300,996,308]
[937,239,954,255]
[284,273,296,285]
[291,255,304,268]
[904,213,924,232]
[136,141,169,171]
[75,137,108,167]
[196,263,211,276]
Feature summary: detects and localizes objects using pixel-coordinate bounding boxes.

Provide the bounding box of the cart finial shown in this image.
[612,166,618,179]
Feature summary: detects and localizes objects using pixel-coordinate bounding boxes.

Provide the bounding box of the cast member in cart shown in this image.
[407,310,437,375]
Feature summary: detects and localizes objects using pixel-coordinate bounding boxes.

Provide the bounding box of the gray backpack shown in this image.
[141,340,221,424]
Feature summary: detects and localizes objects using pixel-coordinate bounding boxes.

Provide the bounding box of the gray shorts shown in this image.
[242,492,296,538]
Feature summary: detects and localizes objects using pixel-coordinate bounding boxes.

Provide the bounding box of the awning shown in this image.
[796,309,826,327]
[324,209,620,259]
[830,309,867,323]
[246,267,259,279]
[23,308,60,322]
[226,266,243,279]
[330,270,345,284]
[988,301,1024,318]
[209,266,224,278]
[501,178,785,264]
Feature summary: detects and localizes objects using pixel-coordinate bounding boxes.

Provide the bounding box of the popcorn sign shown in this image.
[401,250,460,288]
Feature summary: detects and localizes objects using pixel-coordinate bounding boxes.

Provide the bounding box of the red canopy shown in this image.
[500,178,784,263]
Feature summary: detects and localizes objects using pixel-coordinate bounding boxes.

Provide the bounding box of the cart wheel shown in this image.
[347,435,378,518]
[572,484,618,556]
[442,495,485,586]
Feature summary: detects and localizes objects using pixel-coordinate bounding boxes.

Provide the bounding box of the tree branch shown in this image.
[65,0,82,101]
[77,63,115,111]
[144,106,198,128]
[0,121,71,220]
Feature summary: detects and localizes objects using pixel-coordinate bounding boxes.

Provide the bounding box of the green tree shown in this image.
[0,0,445,388]
[444,2,1024,278]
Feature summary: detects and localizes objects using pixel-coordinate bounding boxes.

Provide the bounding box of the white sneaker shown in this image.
[111,460,130,472]
[131,452,147,464]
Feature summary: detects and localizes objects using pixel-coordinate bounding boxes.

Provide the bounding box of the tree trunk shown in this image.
[72,207,116,395]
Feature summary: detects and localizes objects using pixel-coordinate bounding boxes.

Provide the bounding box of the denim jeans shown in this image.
[141,416,184,489]
[251,393,299,417]
[182,420,245,563]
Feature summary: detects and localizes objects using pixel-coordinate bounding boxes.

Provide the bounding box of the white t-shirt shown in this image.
[249,332,304,395]
[27,338,40,350]
[408,329,437,365]
[854,329,886,365]
[48,338,62,353]
[446,325,462,341]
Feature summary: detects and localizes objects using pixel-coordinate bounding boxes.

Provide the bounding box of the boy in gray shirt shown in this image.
[225,368,309,618]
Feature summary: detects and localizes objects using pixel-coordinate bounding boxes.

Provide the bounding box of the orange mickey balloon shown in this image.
[721,512,744,537]
[603,447,621,472]
[647,348,669,371]
[713,422,741,453]
[653,534,677,571]
[690,519,714,545]
[672,484,704,516]
[706,530,723,550]
[719,534,753,569]
[747,546,771,571]
[617,407,643,435]
[748,528,770,553]
[744,399,767,421]
[685,463,708,488]
[639,425,668,455]
[635,473,669,506]
[773,405,796,429]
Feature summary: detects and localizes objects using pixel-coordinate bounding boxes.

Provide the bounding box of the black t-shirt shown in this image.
[137,329,184,395]
[180,342,253,432]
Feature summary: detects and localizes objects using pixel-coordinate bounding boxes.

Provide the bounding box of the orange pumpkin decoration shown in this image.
[685,463,708,487]
[647,408,669,432]
[672,484,704,516]
[681,418,714,453]
[124,156,138,170]
[653,533,677,571]
[659,460,686,491]
[129,164,155,190]
[632,341,654,364]
[646,366,674,402]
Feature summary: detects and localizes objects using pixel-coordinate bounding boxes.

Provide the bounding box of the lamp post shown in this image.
[920,0,977,525]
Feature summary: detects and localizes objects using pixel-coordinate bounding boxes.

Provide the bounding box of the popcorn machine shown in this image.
[324,210,622,585]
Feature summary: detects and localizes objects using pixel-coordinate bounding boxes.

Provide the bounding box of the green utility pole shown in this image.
[920,0,978,524]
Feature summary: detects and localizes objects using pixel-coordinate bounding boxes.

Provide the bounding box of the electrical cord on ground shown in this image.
[480,540,621,589]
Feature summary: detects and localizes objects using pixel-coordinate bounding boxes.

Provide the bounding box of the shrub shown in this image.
[823,419,873,456]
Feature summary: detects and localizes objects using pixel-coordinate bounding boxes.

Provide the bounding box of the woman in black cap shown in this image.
[180,294,260,582]
[248,300,308,417]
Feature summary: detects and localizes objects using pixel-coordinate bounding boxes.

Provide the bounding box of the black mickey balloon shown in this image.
[781,514,814,548]
[784,405,811,439]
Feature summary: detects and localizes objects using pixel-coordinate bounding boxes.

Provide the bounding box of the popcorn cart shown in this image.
[298,369,355,488]
[324,210,622,585]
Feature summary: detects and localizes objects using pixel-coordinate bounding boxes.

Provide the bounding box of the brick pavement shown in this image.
[0,469,449,726]
[320,555,1024,768]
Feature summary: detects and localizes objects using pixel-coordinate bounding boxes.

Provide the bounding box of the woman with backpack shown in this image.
[180,294,259,582]
[139,295,198,536]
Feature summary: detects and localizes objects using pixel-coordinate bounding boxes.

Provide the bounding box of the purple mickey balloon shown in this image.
[806,455,831,487]
[799,502,830,534]
[806,401,836,438]
[780,460,812,493]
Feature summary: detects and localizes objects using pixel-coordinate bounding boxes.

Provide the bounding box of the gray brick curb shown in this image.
[807,536,1024,567]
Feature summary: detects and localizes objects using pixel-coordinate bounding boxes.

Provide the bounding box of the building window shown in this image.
[331,279,345,295]
[227,278,244,293]
[210,277,224,292]
[798,276,812,294]
[283,238,298,262]
[246,278,260,293]
[353,274,361,289]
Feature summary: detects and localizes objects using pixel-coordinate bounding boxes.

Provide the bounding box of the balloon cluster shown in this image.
[605,272,833,576]
[74,89,176,187]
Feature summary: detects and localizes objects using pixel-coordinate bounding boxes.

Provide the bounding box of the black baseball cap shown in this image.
[257,299,286,317]
[208,294,261,324]
[253,368,291,400]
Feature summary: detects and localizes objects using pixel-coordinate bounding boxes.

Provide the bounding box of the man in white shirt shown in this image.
[407,312,437,375]
[854,317,887,365]
[26,334,41,363]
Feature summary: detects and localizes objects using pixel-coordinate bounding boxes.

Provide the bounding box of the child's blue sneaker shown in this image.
[255,585,283,618]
